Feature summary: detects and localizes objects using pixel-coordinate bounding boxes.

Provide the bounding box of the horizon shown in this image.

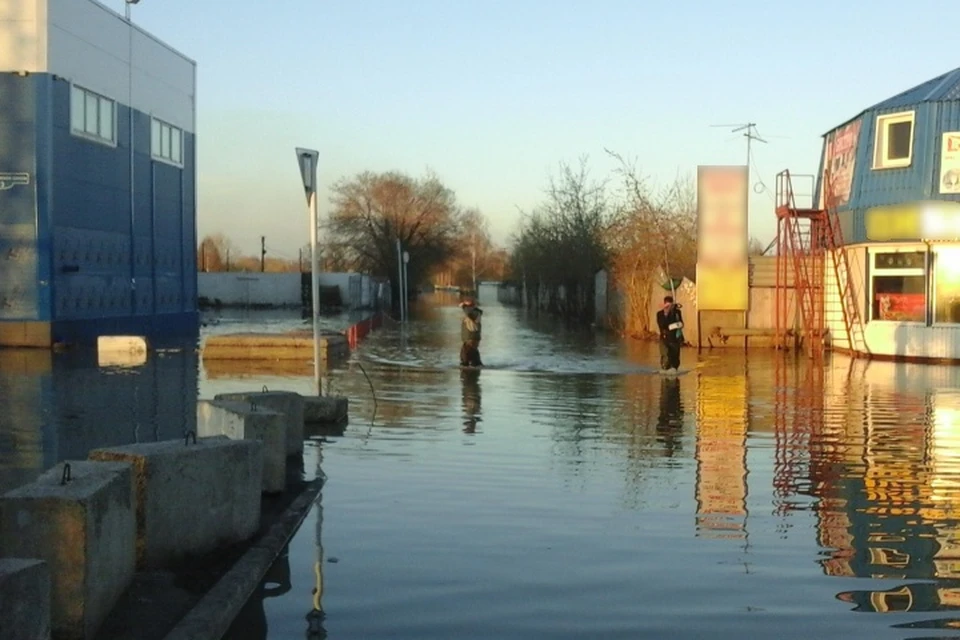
[99,0,958,257]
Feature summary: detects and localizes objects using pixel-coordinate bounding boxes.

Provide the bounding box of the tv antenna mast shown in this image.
[710,122,767,170]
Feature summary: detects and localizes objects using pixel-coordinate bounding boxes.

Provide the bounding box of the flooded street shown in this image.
[6,294,960,638]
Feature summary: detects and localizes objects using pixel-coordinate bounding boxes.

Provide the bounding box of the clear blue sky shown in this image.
[103,0,957,258]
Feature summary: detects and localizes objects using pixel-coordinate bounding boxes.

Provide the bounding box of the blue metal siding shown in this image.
[0,74,42,321]
[41,75,196,343]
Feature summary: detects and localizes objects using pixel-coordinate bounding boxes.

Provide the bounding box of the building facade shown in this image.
[814,67,960,359]
[0,0,197,347]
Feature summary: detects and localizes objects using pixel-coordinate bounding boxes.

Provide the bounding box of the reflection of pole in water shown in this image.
[306,447,327,639]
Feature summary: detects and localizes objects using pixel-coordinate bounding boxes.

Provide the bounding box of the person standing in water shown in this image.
[459,300,483,367]
[656,295,684,373]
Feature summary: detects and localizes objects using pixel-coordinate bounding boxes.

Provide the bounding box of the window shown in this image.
[151,118,183,166]
[871,250,926,322]
[70,85,115,144]
[934,247,960,324]
[873,111,914,170]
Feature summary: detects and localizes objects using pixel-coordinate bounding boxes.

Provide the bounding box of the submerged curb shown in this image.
[162,480,322,640]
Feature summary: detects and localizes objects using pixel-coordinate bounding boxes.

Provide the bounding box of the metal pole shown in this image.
[309,191,321,396]
[126,2,136,313]
[403,252,410,321]
[396,238,403,321]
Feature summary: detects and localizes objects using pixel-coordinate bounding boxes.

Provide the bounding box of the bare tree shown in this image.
[604,150,698,336]
[510,158,612,321]
[197,233,237,272]
[326,170,462,312]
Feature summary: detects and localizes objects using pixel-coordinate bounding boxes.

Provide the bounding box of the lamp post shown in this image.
[295,148,322,396]
[402,251,410,322]
[125,0,139,312]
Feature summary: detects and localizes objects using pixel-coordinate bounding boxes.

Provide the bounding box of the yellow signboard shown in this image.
[866,201,960,241]
[696,264,749,311]
[697,165,749,311]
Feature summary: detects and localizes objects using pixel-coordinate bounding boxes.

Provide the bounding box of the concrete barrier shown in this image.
[213,390,304,455]
[89,437,262,569]
[197,400,286,493]
[303,395,349,424]
[0,461,135,640]
[0,558,51,640]
[201,331,349,363]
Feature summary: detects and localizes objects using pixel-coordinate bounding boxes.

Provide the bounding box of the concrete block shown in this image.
[89,436,262,569]
[0,559,51,640]
[97,336,148,368]
[303,395,349,424]
[214,390,305,455]
[197,400,287,493]
[0,461,135,640]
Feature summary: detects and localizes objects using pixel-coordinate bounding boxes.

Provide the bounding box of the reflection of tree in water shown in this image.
[461,368,481,433]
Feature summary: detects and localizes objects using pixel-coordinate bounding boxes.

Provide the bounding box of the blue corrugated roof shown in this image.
[869,66,960,111]
[825,67,960,135]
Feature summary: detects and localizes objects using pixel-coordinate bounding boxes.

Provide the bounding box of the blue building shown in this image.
[801,66,960,360]
[0,0,197,347]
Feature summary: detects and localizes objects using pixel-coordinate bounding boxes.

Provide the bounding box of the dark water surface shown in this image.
[6,294,960,638]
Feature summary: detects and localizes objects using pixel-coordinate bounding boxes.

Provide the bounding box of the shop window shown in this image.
[873,111,914,170]
[871,250,926,322]
[934,247,960,323]
[70,85,116,145]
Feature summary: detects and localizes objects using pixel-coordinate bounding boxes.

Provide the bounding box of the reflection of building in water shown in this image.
[0,348,198,494]
[695,374,748,539]
[813,358,960,616]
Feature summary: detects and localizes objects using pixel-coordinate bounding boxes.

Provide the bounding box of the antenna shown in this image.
[710,122,767,169]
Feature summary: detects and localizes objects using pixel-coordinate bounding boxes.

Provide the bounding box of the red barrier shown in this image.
[343,312,383,351]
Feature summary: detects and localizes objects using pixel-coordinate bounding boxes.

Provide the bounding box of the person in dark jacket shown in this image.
[656,295,684,372]
[459,301,483,367]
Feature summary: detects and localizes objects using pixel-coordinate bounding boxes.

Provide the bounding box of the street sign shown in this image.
[295,148,319,202]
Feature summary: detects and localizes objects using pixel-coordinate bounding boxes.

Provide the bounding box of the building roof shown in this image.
[825,66,960,135]
[869,66,960,111]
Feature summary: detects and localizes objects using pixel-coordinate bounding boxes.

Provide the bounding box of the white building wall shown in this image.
[0,0,195,132]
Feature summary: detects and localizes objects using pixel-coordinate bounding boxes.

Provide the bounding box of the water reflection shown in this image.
[656,377,683,456]
[0,346,198,495]
[695,370,748,540]
[460,368,481,434]
[779,356,960,633]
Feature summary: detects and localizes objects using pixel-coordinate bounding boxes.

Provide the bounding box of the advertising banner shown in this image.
[696,165,749,311]
[941,132,960,194]
[822,118,861,207]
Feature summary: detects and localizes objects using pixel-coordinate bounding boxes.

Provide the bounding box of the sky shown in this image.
[102,0,959,259]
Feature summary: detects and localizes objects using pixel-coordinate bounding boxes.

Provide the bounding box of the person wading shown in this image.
[656,295,684,373]
[459,300,484,367]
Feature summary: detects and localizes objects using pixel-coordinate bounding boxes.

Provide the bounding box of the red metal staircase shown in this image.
[775,171,825,357]
[775,170,868,358]
[821,172,870,357]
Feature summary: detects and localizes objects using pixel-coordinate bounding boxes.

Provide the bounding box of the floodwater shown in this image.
[7,294,960,638]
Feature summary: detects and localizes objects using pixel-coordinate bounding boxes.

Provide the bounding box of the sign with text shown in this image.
[941,132,960,194]
[866,201,960,241]
[0,172,29,191]
[823,118,861,207]
[696,165,749,311]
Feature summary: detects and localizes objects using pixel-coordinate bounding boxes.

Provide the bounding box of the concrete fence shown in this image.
[198,272,388,310]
